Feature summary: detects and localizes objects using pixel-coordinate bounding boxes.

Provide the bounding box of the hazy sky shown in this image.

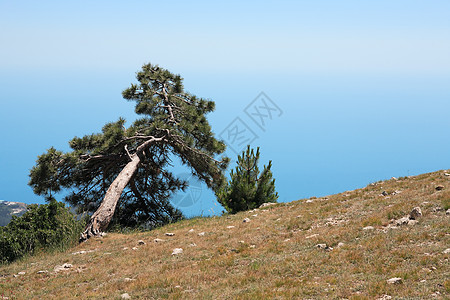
[1,1,449,216]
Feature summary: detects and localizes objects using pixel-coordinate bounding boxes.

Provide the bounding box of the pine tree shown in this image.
[216,146,278,213]
[29,63,229,241]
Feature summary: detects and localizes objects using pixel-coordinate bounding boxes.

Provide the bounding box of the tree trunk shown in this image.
[80,137,162,242]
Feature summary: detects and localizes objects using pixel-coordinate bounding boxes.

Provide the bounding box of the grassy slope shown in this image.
[0,170,449,299]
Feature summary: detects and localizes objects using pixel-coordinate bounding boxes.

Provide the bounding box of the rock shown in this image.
[391,177,398,180]
[306,234,319,239]
[381,191,389,196]
[188,229,195,233]
[165,233,175,236]
[446,209,450,215]
[121,293,131,299]
[226,226,235,229]
[363,226,375,230]
[154,238,165,243]
[316,244,333,251]
[124,278,135,282]
[395,216,410,226]
[259,202,276,208]
[172,248,183,255]
[243,218,251,223]
[407,219,418,226]
[377,295,392,300]
[54,263,73,272]
[435,185,444,191]
[249,244,256,249]
[137,240,146,245]
[409,207,422,220]
[444,173,450,177]
[197,232,205,236]
[189,243,197,247]
[305,199,314,203]
[123,247,129,250]
[17,272,25,275]
[131,247,138,250]
[387,277,403,285]
[443,248,450,254]
[337,242,345,248]
[37,270,48,274]
[252,214,258,217]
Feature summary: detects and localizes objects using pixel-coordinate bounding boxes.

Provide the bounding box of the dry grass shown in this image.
[1,170,449,299]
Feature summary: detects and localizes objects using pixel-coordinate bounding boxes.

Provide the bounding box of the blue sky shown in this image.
[1,1,449,216]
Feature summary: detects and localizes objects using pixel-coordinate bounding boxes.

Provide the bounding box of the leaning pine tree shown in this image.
[216,146,278,213]
[29,63,229,241]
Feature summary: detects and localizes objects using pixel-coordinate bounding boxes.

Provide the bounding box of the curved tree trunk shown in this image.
[80,137,163,242]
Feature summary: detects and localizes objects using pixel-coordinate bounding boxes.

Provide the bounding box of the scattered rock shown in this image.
[363,226,375,230]
[121,293,131,299]
[443,248,450,254]
[54,263,73,272]
[387,277,403,285]
[124,278,135,282]
[259,202,276,208]
[395,216,411,226]
[407,219,418,226]
[188,229,195,233]
[306,234,319,239]
[17,272,25,275]
[165,233,175,236]
[243,218,251,223]
[37,270,48,274]
[409,207,422,220]
[137,240,146,245]
[72,249,95,255]
[252,214,258,217]
[337,242,345,248]
[249,245,256,249]
[197,232,205,236]
[131,247,138,251]
[154,238,165,243]
[305,199,314,203]
[189,243,197,247]
[172,248,183,255]
[226,226,235,229]
[377,295,392,300]
[435,185,444,191]
[123,247,129,250]
[316,244,333,251]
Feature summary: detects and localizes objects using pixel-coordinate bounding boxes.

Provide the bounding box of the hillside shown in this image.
[0,201,27,226]
[0,170,449,299]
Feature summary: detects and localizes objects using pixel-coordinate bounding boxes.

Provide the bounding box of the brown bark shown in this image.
[80,136,163,242]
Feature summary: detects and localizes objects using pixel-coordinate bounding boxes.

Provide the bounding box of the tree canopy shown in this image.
[29,63,229,240]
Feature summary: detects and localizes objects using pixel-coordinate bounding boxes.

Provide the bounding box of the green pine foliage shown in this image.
[29,63,229,230]
[0,200,83,264]
[216,146,278,213]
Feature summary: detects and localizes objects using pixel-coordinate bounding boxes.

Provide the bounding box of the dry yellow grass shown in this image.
[1,170,449,299]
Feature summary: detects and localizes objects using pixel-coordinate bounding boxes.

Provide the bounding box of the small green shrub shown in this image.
[216,146,278,213]
[0,199,84,264]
